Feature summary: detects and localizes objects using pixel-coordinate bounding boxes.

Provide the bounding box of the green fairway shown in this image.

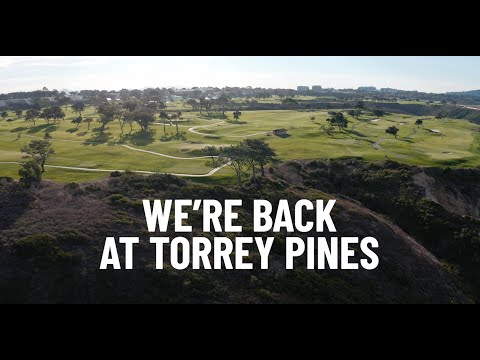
[1,106,479,182]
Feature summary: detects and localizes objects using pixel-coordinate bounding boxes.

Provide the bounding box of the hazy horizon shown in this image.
[1,56,479,94]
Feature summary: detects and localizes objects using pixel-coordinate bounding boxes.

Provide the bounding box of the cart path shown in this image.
[188,121,227,135]
[120,145,217,160]
[226,131,270,138]
[8,133,215,160]
[0,161,229,177]
[188,121,270,138]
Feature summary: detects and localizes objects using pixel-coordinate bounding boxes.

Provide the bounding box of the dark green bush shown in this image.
[107,194,131,206]
[57,229,91,244]
[14,234,74,268]
[64,182,80,191]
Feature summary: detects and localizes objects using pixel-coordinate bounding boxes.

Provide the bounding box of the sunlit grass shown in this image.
[1,106,478,183]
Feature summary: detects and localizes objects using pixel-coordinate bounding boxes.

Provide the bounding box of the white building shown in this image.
[0,98,32,106]
[357,86,377,92]
[69,94,84,101]
[380,88,397,93]
[297,86,310,91]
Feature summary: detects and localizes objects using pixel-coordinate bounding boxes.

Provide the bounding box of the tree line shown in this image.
[94,101,183,139]
[14,100,188,139]
[185,94,233,115]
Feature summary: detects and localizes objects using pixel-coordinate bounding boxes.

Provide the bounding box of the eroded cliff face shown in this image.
[413,169,480,219]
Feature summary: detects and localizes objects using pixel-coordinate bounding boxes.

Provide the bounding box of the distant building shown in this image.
[357,86,377,92]
[312,85,323,93]
[380,88,397,93]
[297,86,310,92]
[273,128,288,136]
[0,98,32,107]
[69,94,84,101]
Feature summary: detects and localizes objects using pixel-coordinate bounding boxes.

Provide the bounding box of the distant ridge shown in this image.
[447,89,480,97]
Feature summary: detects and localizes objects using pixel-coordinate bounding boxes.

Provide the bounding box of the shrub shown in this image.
[64,182,80,193]
[14,234,74,268]
[110,171,122,178]
[257,288,280,303]
[250,275,260,288]
[57,229,91,244]
[19,161,42,188]
[112,211,135,226]
[0,177,14,183]
[107,194,131,206]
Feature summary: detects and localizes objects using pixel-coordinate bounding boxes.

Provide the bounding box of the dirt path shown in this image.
[0,161,228,178]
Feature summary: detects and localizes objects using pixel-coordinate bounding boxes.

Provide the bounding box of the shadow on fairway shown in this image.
[27,124,58,134]
[67,128,78,133]
[92,126,107,133]
[83,131,113,145]
[226,120,247,125]
[10,126,28,133]
[344,129,368,138]
[199,112,227,120]
[127,129,156,146]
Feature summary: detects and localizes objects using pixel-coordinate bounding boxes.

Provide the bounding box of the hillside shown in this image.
[274,159,480,300]
[366,103,480,124]
[448,90,480,98]
[0,170,469,304]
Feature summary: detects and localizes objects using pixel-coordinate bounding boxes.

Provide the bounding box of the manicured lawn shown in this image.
[1,106,479,183]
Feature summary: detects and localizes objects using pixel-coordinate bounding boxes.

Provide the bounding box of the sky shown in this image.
[0,56,479,94]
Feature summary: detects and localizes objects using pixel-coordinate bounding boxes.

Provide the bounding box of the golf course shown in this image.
[1,105,479,183]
